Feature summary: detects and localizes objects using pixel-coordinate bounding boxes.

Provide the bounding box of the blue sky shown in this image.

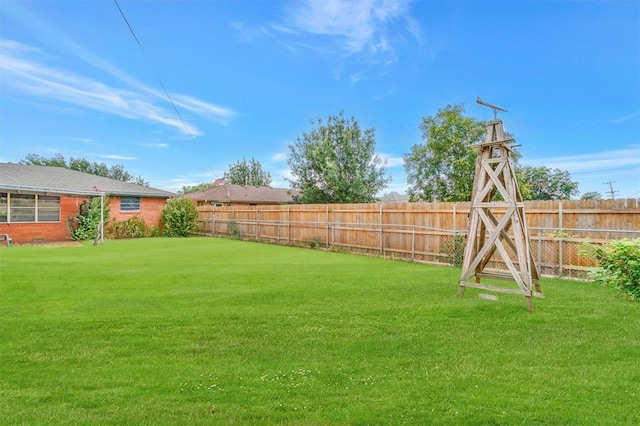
[1,0,639,198]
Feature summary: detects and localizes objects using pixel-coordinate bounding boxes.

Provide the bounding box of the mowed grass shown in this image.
[1,237,638,425]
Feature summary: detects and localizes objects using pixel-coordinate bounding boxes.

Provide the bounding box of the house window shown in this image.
[0,193,7,223]
[37,195,61,222]
[0,193,61,223]
[120,196,141,212]
[10,194,36,222]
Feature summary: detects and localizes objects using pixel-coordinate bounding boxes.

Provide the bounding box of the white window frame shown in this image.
[120,196,141,212]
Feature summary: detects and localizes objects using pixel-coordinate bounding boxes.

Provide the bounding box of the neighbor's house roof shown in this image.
[185,184,299,204]
[0,163,175,198]
[379,191,410,203]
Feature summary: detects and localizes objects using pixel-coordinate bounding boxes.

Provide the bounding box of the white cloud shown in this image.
[70,137,94,143]
[170,94,236,124]
[157,169,225,192]
[99,154,137,161]
[522,145,640,173]
[231,22,272,43]
[350,71,367,84]
[274,168,294,188]
[0,39,236,135]
[271,152,288,162]
[611,111,640,124]
[378,153,404,168]
[140,142,169,149]
[276,0,419,61]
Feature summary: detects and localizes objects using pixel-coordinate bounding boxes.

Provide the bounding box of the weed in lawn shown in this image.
[180,374,224,393]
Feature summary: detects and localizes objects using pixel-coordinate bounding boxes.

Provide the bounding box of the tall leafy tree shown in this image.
[516,166,579,200]
[180,183,215,194]
[224,157,272,187]
[22,153,67,168]
[287,111,390,204]
[20,153,149,186]
[404,104,486,202]
[581,191,602,200]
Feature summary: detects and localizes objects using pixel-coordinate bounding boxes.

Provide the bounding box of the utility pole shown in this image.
[604,181,618,200]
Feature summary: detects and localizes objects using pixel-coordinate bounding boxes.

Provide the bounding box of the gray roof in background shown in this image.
[185,184,298,204]
[0,163,175,198]
[380,191,410,203]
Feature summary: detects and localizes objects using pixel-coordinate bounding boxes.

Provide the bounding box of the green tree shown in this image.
[23,153,67,168]
[581,191,602,200]
[404,104,486,202]
[66,196,110,241]
[287,111,389,203]
[224,157,272,187]
[20,153,149,186]
[68,157,109,177]
[180,182,215,194]
[516,166,579,200]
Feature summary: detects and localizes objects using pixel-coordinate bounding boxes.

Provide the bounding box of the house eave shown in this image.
[0,185,173,198]
[0,184,107,197]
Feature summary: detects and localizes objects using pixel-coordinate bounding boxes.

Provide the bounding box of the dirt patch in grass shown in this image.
[18,241,84,248]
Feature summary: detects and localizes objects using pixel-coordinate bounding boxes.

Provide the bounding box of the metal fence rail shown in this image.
[196,215,639,280]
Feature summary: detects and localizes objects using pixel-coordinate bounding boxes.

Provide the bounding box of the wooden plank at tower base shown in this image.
[458,116,542,311]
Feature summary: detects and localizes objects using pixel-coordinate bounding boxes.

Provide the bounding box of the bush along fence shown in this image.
[195,199,640,280]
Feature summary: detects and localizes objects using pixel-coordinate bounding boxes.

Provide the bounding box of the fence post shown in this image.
[287,205,291,244]
[256,207,260,240]
[212,208,216,236]
[453,204,457,234]
[326,204,330,248]
[558,201,564,277]
[379,204,384,255]
[537,228,542,273]
[411,226,415,261]
[331,224,335,248]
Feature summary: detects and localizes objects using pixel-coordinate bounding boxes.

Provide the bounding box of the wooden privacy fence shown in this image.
[196,199,640,279]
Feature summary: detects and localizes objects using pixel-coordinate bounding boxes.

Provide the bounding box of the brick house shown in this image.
[0,163,175,244]
[185,183,299,207]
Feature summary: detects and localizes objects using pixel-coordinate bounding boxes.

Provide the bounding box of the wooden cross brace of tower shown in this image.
[458,118,543,311]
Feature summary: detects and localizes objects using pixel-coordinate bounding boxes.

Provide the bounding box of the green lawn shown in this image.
[1,237,638,425]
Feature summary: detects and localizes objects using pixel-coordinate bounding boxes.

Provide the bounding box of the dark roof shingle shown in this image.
[0,163,175,198]
[185,184,298,204]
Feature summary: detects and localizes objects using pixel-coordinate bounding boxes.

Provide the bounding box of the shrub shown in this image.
[583,238,640,301]
[107,216,149,239]
[67,196,110,241]
[440,233,466,267]
[148,225,162,237]
[227,220,242,240]
[307,236,322,249]
[161,198,199,237]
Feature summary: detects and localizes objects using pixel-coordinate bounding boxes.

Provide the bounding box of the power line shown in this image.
[113,0,194,140]
[113,0,144,52]
[112,0,221,186]
[155,75,196,141]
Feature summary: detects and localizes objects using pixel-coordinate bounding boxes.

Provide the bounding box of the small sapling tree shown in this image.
[67,196,110,241]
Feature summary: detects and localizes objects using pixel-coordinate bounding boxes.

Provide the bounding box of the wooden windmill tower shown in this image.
[458,98,543,311]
